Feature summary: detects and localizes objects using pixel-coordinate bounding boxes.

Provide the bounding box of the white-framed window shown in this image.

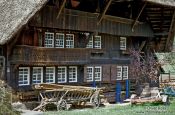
[46,67,55,83]
[32,67,43,84]
[55,33,64,48]
[94,66,102,81]
[123,66,128,80]
[117,66,128,80]
[66,34,74,48]
[94,36,101,49]
[57,66,67,83]
[120,37,126,50]
[86,37,93,48]
[18,67,30,86]
[44,32,54,47]
[86,67,93,81]
[117,66,122,80]
[86,66,102,82]
[69,66,77,82]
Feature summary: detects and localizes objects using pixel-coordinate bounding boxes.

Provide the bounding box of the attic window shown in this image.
[120,37,126,50]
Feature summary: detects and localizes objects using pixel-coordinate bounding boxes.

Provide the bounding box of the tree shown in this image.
[129,49,160,84]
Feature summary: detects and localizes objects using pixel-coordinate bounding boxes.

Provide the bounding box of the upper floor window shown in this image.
[44,32,54,47]
[86,37,93,48]
[18,67,30,86]
[66,34,74,48]
[120,37,126,50]
[94,36,101,49]
[57,66,67,83]
[86,66,102,82]
[44,32,74,48]
[69,66,77,82]
[86,36,101,49]
[46,67,55,83]
[55,33,64,48]
[117,66,128,80]
[32,67,43,84]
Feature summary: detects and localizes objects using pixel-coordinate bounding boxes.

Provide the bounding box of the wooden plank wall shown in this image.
[29,6,153,37]
[11,32,139,65]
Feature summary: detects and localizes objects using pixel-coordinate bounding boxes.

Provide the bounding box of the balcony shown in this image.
[10,45,104,65]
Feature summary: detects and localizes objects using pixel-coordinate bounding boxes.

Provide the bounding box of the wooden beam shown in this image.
[165,10,175,51]
[104,15,142,25]
[132,2,147,31]
[139,41,146,52]
[56,0,66,19]
[97,0,113,26]
[7,29,22,57]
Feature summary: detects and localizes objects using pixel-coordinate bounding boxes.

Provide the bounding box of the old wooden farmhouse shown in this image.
[1,0,175,102]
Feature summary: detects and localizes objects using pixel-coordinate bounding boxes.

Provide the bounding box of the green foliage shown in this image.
[0,87,20,115]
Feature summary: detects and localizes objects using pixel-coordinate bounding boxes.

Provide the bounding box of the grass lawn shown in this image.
[43,98,175,115]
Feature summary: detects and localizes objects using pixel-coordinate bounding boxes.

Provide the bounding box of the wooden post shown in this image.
[116,81,121,103]
[132,2,147,31]
[56,0,66,19]
[97,0,112,26]
[165,10,175,51]
[92,66,96,87]
[125,79,130,99]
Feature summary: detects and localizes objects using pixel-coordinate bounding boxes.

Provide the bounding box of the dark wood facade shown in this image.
[2,0,175,102]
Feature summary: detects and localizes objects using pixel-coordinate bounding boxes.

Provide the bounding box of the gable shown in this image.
[0,0,47,45]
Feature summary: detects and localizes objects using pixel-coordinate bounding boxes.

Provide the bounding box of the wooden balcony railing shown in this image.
[10,45,104,65]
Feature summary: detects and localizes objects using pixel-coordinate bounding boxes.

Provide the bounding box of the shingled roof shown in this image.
[145,0,175,7]
[0,0,47,45]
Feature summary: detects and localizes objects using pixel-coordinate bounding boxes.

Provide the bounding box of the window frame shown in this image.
[86,36,93,48]
[86,67,94,82]
[68,66,77,82]
[57,66,67,83]
[117,66,122,80]
[44,32,54,48]
[94,66,102,81]
[123,66,128,80]
[45,67,55,83]
[86,66,102,82]
[66,34,74,48]
[55,33,64,48]
[18,67,30,86]
[32,67,43,84]
[120,37,127,50]
[94,36,101,49]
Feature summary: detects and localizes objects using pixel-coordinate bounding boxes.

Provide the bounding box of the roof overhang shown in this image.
[0,0,48,45]
[144,0,175,7]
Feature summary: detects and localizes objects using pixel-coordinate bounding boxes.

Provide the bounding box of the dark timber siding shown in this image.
[11,33,135,65]
[29,6,153,37]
